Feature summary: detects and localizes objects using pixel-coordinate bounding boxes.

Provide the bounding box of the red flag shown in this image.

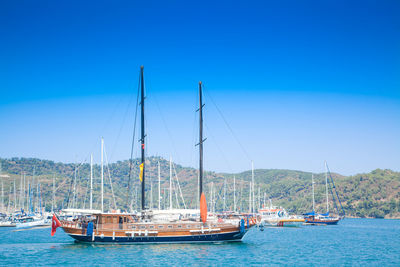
[51,214,61,236]
[200,192,207,224]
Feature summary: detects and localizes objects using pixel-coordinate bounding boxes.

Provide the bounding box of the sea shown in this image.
[0,218,399,266]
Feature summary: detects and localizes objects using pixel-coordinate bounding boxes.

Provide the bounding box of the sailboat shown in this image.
[54,66,253,243]
[303,162,345,225]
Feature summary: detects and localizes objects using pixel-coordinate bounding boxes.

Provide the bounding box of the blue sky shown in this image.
[0,0,399,175]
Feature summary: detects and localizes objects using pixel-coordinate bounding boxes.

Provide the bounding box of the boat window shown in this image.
[124,217,127,223]
[168,225,172,228]
[177,225,182,228]
[149,225,154,229]
[158,225,164,228]
[140,226,146,229]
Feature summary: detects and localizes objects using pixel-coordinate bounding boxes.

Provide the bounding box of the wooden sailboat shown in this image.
[56,67,253,243]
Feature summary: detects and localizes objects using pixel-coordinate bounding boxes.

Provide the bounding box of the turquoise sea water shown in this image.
[0,218,399,266]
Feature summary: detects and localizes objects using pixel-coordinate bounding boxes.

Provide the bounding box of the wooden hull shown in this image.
[65,230,246,243]
[60,215,251,244]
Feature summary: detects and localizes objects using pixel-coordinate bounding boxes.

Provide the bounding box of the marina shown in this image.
[1,0,399,265]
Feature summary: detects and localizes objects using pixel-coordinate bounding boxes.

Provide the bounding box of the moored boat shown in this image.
[54,67,254,243]
[259,202,304,227]
[304,163,345,225]
[15,215,50,229]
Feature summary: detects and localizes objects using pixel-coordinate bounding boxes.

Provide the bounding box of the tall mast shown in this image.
[27,182,30,213]
[312,174,315,212]
[19,173,23,210]
[198,81,204,199]
[52,174,55,212]
[32,167,35,212]
[150,180,153,209]
[23,173,26,211]
[325,161,329,213]
[36,177,39,210]
[233,176,236,212]
[101,137,104,212]
[240,184,242,211]
[90,153,93,210]
[38,183,41,214]
[251,161,255,213]
[7,185,11,213]
[158,161,161,210]
[248,181,251,213]
[140,65,146,211]
[13,179,16,210]
[169,157,172,210]
[1,179,3,212]
[210,182,214,213]
[223,177,226,211]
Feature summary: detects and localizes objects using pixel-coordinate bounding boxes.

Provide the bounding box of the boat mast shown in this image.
[251,161,255,213]
[14,179,16,211]
[7,185,11,213]
[36,177,39,210]
[198,81,204,200]
[325,161,329,213]
[19,173,23,210]
[1,179,3,213]
[38,183,41,215]
[248,181,251,213]
[101,137,104,212]
[312,174,315,212]
[233,176,236,212]
[169,157,172,210]
[211,182,214,213]
[52,174,55,212]
[158,161,161,210]
[223,177,226,211]
[90,153,93,210]
[150,180,153,210]
[140,66,146,211]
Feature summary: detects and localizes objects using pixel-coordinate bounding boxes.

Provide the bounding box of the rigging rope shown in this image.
[203,85,252,162]
[104,142,118,210]
[172,162,187,209]
[126,71,141,211]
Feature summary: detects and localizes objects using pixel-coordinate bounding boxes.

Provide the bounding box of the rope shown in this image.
[203,85,252,162]
[172,162,187,209]
[153,94,182,163]
[104,142,117,210]
[126,71,141,211]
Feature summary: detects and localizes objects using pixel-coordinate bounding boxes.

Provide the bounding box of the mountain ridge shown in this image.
[0,157,399,219]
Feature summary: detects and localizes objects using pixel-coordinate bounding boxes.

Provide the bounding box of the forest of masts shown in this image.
[0,159,272,214]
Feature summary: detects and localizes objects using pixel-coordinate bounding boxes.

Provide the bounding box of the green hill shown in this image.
[0,157,399,218]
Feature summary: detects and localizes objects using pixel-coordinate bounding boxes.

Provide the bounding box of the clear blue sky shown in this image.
[0,0,399,175]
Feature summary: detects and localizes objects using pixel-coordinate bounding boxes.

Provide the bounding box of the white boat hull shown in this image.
[16,219,50,229]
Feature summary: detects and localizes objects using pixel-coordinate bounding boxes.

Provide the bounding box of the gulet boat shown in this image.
[54,66,254,243]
